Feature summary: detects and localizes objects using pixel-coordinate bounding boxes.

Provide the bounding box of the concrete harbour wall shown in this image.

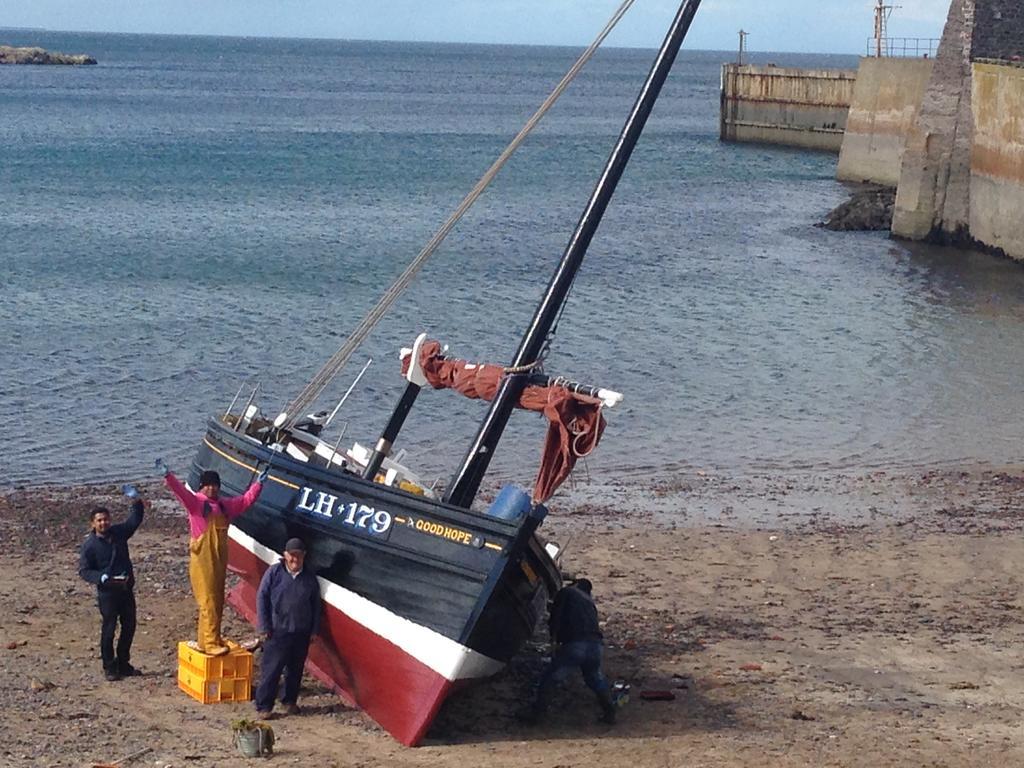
[892,0,1024,252]
[720,64,856,152]
[837,58,934,185]
[891,0,976,242]
[970,62,1024,260]
[716,1,1024,259]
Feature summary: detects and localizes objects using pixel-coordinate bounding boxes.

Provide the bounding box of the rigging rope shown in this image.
[279,0,639,428]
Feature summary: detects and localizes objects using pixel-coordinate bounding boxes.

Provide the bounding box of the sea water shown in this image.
[3,31,1024,489]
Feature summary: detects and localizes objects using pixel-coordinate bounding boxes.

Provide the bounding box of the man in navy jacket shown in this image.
[78,494,146,681]
[254,537,322,718]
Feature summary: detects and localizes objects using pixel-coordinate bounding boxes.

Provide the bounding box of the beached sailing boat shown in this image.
[185,0,702,746]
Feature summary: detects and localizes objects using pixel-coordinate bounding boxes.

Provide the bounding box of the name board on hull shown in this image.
[295,487,394,539]
[294,486,486,549]
[399,516,484,549]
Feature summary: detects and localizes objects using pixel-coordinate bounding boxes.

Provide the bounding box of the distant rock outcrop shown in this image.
[0,45,97,65]
[819,185,896,231]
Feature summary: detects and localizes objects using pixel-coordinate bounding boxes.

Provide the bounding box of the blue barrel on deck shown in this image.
[487,485,532,521]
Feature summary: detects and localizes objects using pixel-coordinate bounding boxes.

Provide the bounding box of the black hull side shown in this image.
[193,418,559,661]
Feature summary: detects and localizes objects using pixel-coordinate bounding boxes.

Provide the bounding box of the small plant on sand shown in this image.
[232,718,275,757]
[231,718,273,732]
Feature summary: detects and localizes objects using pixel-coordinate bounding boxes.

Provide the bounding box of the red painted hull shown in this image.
[227,538,456,746]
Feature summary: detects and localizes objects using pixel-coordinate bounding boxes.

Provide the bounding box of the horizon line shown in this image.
[0,26,867,58]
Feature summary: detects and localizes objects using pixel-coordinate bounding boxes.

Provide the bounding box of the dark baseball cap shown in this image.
[198,470,221,488]
[284,537,307,553]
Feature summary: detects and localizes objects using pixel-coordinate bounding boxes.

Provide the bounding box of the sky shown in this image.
[3,0,952,54]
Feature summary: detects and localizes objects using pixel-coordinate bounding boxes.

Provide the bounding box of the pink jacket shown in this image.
[165,473,263,540]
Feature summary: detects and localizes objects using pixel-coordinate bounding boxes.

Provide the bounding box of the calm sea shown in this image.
[2,31,1023,491]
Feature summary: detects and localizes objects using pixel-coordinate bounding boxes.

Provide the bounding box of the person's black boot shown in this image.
[118,661,141,677]
[597,689,617,725]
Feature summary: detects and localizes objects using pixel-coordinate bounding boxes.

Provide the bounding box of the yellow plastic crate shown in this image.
[178,666,251,704]
[177,641,253,680]
[176,641,253,705]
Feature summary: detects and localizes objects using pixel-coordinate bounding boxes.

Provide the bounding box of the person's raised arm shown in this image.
[164,471,201,515]
[221,479,264,521]
[111,499,146,539]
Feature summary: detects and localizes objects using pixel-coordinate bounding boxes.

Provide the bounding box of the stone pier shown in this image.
[892,0,1024,257]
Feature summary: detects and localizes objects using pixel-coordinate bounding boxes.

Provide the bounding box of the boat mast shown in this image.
[444,0,703,509]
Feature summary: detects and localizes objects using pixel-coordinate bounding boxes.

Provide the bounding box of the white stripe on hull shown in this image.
[228,524,504,682]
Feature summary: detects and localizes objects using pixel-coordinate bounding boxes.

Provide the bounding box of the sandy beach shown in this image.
[2,465,1023,767]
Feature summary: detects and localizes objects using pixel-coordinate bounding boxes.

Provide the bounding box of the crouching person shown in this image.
[255,537,321,719]
[523,577,617,725]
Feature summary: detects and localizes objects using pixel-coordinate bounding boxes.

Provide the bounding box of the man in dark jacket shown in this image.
[254,537,322,719]
[524,577,616,724]
[78,492,146,681]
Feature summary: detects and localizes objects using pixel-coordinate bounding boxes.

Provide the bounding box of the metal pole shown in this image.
[443,0,703,509]
[875,1,882,58]
[325,422,349,470]
[224,381,247,421]
[325,358,373,428]
[238,384,261,434]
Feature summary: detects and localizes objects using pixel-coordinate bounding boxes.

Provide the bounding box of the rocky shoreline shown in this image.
[0,45,96,65]
[819,184,896,231]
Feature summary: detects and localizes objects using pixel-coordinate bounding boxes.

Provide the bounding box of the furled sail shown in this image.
[403,340,605,503]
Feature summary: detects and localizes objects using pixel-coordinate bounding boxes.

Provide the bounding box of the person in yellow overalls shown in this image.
[160,461,266,656]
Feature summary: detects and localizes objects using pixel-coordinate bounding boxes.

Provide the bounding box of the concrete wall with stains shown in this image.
[892,0,1024,250]
[892,0,976,243]
[970,62,1024,260]
[837,58,934,186]
[720,64,856,152]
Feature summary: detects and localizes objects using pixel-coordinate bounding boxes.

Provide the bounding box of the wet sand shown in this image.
[2,466,1023,767]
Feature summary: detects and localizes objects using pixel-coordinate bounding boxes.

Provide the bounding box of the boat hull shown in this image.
[191,419,559,745]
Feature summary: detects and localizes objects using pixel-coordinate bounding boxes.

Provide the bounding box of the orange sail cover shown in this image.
[404,340,605,503]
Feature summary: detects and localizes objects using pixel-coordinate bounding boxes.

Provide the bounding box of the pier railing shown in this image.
[865,37,940,58]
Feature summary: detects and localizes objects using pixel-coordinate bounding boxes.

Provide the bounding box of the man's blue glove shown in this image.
[122,483,139,499]
[256,466,269,484]
[154,458,169,477]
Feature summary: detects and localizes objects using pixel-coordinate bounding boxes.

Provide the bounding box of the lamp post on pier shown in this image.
[873,0,900,57]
